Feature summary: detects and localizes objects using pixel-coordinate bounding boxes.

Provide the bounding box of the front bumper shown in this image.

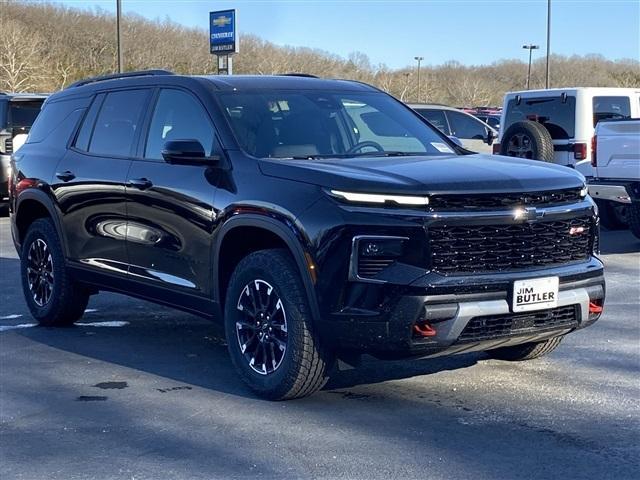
[323,262,605,357]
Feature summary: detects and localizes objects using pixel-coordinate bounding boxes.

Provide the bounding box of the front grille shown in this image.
[428,188,583,211]
[4,138,13,154]
[357,257,395,279]
[457,305,578,343]
[429,216,593,274]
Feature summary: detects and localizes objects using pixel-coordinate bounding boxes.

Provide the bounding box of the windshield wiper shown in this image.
[273,152,426,161]
[347,151,425,158]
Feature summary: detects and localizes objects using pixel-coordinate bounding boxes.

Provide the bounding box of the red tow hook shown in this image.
[589,302,603,314]
[413,323,437,337]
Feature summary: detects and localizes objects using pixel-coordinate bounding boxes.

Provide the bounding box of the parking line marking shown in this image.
[75,321,129,327]
[0,323,37,332]
[0,314,23,320]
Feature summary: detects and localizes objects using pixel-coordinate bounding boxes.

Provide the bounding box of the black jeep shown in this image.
[10,71,604,399]
[0,92,46,207]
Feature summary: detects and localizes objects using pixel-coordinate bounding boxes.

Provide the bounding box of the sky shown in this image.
[53,0,640,69]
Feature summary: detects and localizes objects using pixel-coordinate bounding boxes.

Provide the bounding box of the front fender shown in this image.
[212,212,321,325]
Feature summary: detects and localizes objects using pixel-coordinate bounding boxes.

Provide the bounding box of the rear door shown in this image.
[52,88,151,276]
[503,95,576,165]
[445,110,492,153]
[125,87,219,299]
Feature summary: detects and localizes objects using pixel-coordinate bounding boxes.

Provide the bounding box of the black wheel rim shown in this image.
[235,279,288,375]
[26,238,54,307]
[506,133,534,159]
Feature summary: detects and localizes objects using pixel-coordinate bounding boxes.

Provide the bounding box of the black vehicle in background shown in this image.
[0,93,47,207]
[10,71,605,399]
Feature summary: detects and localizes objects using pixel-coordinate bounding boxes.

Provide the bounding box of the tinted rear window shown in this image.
[88,89,149,157]
[593,96,631,126]
[504,96,576,139]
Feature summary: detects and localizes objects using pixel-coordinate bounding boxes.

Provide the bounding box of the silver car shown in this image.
[408,103,498,154]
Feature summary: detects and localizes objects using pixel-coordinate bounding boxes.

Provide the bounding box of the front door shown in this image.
[52,89,151,276]
[125,88,219,298]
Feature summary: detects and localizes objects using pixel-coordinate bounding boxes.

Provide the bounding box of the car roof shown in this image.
[505,87,640,97]
[0,92,48,101]
[59,71,378,96]
[406,103,456,110]
[200,75,377,92]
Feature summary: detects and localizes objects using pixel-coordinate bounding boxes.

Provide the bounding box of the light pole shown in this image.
[522,44,539,90]
[414,56,424,103]
[116,0,123,73]
[545,0,551,88]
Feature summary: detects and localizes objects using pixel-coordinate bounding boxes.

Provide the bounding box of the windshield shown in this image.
[8,100,44,128]
[218,90,457,159]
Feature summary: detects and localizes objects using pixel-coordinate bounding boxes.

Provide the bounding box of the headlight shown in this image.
[329,189,429,206]
[580,185,588,198]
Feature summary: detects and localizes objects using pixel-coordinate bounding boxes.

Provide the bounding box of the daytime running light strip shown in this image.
[330,190,429,206]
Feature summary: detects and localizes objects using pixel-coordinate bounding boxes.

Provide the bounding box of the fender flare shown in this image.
[213,214,321,325]
[15,189,68,256]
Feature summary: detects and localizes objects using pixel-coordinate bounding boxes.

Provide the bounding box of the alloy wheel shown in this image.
[506,133,534,159]
[26,238,54,307]
[236,279,288,375]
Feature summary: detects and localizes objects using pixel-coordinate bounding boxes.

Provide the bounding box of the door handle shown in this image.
[128,177,153,190]
[55,171,75,182]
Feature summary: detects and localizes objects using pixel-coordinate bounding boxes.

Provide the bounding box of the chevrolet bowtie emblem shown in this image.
[513,206,542,222]
[213,16,231,28]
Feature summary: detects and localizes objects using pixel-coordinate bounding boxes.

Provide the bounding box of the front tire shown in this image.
[486,336,563,361]
[21,218,90,326]
[224,249,333,400]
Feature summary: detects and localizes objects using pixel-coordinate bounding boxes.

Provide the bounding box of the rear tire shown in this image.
[21,218,90,326]
[629,203,640,240]
[500,120,555,162]
[486,336,563,361]
[224,248,334,400]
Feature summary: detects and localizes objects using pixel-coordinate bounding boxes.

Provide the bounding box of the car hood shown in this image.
[259,154,585,194]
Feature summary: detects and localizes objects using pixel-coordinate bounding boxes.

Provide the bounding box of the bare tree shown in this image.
[0,18,48,92]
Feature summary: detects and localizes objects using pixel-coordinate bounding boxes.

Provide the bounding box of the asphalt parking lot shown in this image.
[0,216,638,480]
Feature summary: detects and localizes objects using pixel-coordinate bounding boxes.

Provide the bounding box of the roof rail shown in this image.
[280,73,319,78]
[67,69,174,89]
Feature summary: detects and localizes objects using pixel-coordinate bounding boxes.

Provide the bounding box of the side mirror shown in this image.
[484,128,496,145]
[161,139,227,168]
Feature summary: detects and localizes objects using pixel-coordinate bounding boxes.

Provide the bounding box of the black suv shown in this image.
[1,92,47,206]
[10,71,605,399]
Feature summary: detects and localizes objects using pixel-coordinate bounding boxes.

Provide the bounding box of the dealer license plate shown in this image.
[512,277,559,312]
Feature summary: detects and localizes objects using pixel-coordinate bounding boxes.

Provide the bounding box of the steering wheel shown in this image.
[346,141,385,154]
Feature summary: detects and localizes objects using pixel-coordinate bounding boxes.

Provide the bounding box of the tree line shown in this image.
[2,1,638,106]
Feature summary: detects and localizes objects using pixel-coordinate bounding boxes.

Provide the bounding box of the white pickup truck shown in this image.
[587,119,640,239]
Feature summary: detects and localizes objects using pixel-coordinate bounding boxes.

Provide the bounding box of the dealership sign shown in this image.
[209,9,237,54]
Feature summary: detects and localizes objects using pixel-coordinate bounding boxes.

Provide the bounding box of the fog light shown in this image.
[359,238,404,258]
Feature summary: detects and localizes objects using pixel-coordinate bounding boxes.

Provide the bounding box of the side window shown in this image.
[593,96,631,126]
[144,89,214,160]
[415,109,449,134]
[89,89,149,157]
[446,111,487,140]
[74,94,104,151]
[26,97,87,144]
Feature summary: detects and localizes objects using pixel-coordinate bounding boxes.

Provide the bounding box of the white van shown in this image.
[495,88,640,166]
